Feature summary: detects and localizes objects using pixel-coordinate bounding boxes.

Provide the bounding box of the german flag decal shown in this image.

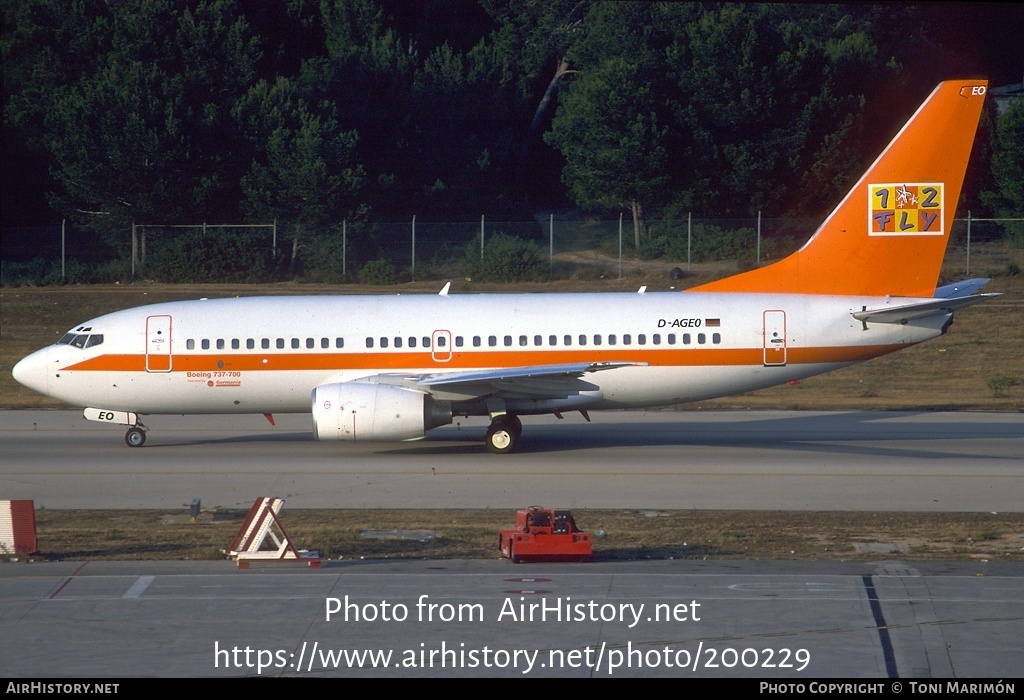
[868,183,943,236]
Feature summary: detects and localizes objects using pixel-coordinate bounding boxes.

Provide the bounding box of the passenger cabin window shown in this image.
[186,339,195,350]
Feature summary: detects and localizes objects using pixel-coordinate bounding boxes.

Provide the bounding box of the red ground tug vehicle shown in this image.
[499,506,592,563]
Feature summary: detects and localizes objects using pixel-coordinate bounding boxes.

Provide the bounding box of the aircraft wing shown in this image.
[417,361,643,387]
[370,361,646,401]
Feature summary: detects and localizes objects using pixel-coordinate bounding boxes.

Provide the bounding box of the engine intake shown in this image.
[311,382,452,441]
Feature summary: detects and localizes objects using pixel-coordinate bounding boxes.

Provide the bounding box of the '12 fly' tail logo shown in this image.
[868,183,943,236]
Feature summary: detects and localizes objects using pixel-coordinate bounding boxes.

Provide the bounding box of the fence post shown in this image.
[61,219,66,281]
[411,215,416,276]
[687,211,691,271]
[342,220,346,277]
[480,214,485,259]
[757,210,761,264]
[549,213,554,273]
[618,212,623,279]
[966,210,972,276]
[131,222,137,279]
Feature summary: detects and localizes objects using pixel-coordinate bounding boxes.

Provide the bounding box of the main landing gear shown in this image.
[485,414,522,454]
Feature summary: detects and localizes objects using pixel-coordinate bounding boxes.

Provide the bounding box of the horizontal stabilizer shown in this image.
[934,278,990,299]
[853,293,999,324]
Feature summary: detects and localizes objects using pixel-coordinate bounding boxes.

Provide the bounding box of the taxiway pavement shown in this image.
[1,409,1021,511]
[2,558,1023,678]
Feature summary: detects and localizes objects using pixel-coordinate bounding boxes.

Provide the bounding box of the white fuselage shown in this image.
[13,291,947,416]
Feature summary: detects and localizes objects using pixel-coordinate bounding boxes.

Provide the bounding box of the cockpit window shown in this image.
[57,332,103,349]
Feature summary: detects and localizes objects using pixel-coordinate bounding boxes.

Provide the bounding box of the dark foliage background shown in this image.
[2,2,1020,282]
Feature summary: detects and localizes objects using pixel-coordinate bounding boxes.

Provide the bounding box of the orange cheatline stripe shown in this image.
[62,344,901,373]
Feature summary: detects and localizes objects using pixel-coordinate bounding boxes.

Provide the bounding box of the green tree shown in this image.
[235,77,365,275]
[482,0,592,195]
[665,4,887,218]
[546,56,669,247]
[544,2,675,246]
[544,3,917,247]
[308,0,528,216]
[4,0,260,274]
[982,97,1024,245]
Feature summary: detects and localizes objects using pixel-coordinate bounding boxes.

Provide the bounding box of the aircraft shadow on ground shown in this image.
[133,411,1018,461]
[376,411,1018,460]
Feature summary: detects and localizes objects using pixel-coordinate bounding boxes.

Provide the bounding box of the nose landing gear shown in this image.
[83,408,149,447]
[125,426,147,448]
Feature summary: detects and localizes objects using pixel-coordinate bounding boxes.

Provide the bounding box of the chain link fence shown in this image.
[3,215,1021,285]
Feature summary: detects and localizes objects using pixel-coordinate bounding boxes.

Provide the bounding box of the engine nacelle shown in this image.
[311,382,452,441]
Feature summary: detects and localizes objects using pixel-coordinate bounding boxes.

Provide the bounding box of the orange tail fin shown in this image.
[689,80,988,297]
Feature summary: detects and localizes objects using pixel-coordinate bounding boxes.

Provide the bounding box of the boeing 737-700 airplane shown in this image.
[12,80,995,453]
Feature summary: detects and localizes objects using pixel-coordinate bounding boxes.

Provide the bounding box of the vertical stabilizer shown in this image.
[689,80,988,297]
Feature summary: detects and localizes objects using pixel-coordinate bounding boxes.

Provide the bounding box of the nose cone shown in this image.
[12,348,51,396]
